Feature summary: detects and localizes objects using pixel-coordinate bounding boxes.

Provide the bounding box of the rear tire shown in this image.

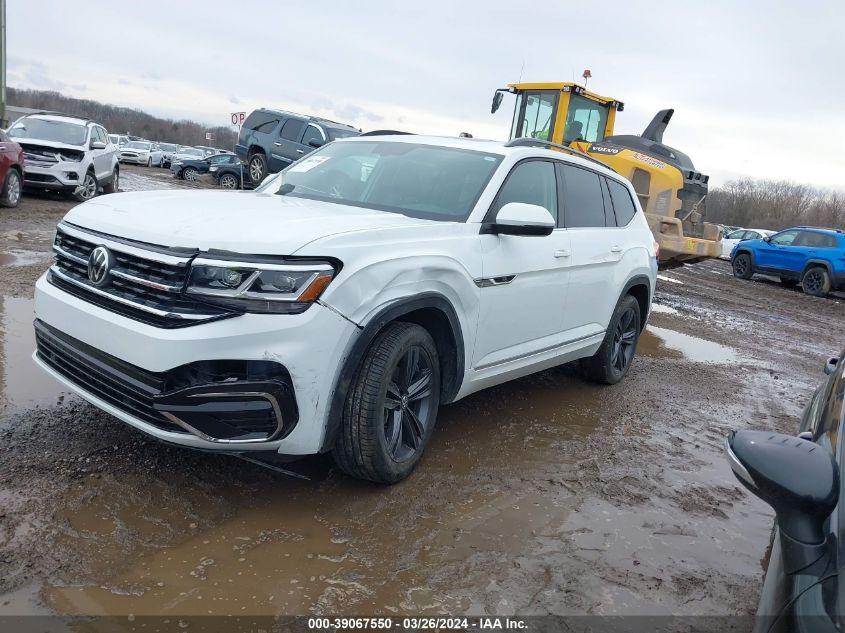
[0,168,22,208]
[248,151,267,183]
[333,322,440,484]
[219,173,239,189]
[580,294,641,385]
[732,253,753,279]
[102,168,119,194]
[802,267,831,297]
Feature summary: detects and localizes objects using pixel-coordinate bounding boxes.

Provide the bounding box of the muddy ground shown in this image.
[1,170,843,624]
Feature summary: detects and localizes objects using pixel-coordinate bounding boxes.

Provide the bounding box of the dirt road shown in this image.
[1,171,843,622]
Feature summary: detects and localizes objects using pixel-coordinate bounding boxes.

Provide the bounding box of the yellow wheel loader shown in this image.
[491,82,721,266]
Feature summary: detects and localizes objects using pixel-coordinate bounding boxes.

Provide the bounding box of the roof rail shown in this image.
[360,130,414,136]
[31,110,91,122]
[504,137,614,171]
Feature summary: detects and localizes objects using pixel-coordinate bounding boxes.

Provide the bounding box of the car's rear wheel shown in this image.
[0,169,22,208]
[147,157,152,167]
[248,152,267,183]
[732,253,753,279]
[102,168,119,194]
[72,171,98,202]
[219,173,239,189]
[333,322,440,484]
[183,167,199,182]
[802,267,831,297]
[580,294,641,385]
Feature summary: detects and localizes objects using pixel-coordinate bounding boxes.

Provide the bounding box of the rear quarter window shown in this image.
[606,178,638,226]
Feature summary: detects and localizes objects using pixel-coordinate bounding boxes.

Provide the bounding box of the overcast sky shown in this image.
[7,0,845,188]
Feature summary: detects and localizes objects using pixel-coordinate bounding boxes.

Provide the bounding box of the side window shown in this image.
[244,111,280,133]
[606,178,638,226]
[280,118,306,142]
[727,230,746,239]
[770,230,799,246]
[301,124,325,147]
[561,165,606,228]
[492,160,558,223]
[564,95,609,144]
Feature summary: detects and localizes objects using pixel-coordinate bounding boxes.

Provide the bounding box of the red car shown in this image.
[0,129,24,207]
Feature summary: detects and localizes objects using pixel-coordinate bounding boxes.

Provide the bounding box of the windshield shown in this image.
[125,141,151,150]
[257,140,503,222]
[159,143,176,151]
[8,117,88,146]
[329,128,359,140]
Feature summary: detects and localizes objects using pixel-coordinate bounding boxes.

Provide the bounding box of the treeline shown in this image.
[8,87,237,150]
[707,178,845,231]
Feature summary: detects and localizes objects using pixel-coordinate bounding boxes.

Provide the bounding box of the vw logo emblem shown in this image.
[87,246,112,286]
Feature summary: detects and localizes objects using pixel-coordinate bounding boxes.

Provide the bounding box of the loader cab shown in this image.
[495,82,621,146]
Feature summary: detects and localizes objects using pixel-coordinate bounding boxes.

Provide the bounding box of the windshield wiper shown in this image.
[276,183,331,197]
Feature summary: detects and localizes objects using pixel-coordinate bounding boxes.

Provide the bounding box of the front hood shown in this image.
[63,190,438,255]
[17,138,85,152]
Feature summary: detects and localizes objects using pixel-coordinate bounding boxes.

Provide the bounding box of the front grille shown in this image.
[25,173,59,183]
[50,223,235,328]
[34,320,184,434]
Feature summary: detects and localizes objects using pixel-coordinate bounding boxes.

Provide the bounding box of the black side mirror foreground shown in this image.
[726,430,838,547]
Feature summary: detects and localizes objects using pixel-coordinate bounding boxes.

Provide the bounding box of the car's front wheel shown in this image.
[182,167,199,182]
[333,322,440,484]
[802,267,831,297]
[732,253,753,279]
[580,294,641,385]
[102,168,119,194]
[72,171,98,202]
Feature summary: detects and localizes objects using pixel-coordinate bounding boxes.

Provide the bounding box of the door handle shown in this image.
[554,249,570,258]
[296,149,305,154]
[610,245,623,253]
[273,142,282,147]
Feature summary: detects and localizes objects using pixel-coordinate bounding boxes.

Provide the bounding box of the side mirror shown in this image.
[491,90,504,114]
[91,141,107,150]
[490,202,555,236]
[308,138,324,148]
[726,430,838,545]
[824,356,839,376]
[763,235,771,243]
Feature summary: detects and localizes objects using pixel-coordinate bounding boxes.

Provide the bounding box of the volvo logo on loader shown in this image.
[87,246,113,286]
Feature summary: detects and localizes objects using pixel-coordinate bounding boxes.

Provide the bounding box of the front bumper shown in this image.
[22,162,84,190]
[33,273,359,454]
[119,154,148,165]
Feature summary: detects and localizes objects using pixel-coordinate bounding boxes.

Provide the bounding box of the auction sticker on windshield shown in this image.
[288,155,332,173]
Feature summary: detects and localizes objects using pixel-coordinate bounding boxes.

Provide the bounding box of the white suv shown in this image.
[9,113,119,201]
[33,135,656,483]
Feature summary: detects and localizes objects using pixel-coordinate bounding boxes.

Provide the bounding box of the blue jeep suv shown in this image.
[234,109,360,185]
[731,227,845,297]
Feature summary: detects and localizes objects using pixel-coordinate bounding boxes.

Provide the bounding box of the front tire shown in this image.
[219,173,239,189]
[182,167,199,182]
[580,294,641,385]
[72,171,98,202]
[333,322,440,484]
[732,253,753,279]
[0,169,22,207]
[802,267,831,297]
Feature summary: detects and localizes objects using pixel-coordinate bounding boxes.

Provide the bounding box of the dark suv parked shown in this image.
[234,109,360,184]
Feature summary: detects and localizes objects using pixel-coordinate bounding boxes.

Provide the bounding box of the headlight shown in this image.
[186,258,337,314]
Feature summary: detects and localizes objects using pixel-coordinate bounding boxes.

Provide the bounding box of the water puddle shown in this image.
[0,296,71,415]
[37,369,602,616]
[638,325,739,364]
[0,250,52,268]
